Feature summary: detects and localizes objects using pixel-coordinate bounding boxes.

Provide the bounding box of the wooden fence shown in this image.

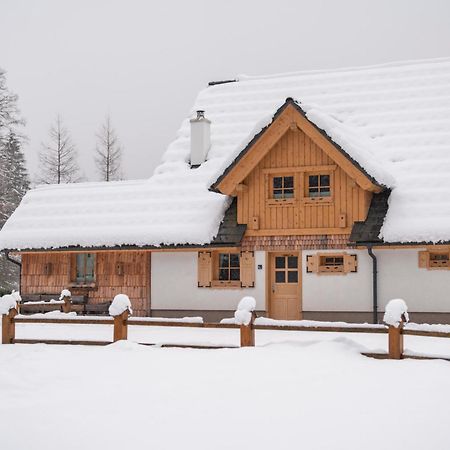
[2,307,450,360]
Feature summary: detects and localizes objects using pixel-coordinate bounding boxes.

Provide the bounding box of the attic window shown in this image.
[308,174,331,198]
[272,176,294,199]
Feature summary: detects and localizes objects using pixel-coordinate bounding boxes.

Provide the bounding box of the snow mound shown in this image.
[234,296,256,325]
[384,299,409,327]
[109,294,133,317]
[0,293,18,314]
[59,289,72,300]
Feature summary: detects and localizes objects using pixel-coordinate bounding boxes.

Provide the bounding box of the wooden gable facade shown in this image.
[214,100,381,242]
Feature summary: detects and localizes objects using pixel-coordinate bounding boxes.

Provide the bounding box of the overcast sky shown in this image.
[1,0,449,182]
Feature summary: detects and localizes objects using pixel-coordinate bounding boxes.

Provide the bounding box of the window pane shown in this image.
[287,256,298,268]
[309,175,318,187]
[219,253,229,267]
[273,177,282,188]
[335,257,344,265]
[284,176,294,188]
[219,269,229,280]
[284,189,294,198]
[275,271,285,283]
[85,254,95,282]
[275,256,285,269]
[273,189,283,199]
[230,254,240,267]
[320,188,331,197]
[230,269,240,281]
[288,271,298,283]
[76,254,85,281]
[320,175,330,187]
[309,188,319,197]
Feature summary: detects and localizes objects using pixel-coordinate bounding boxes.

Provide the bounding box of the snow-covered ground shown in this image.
[1,321,450,450]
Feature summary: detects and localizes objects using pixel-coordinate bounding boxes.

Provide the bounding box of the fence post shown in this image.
[388,322,404,359]
[113,310,129,342]
[1,308,18,344]
[61,294,72,313]
[240,311,256,347]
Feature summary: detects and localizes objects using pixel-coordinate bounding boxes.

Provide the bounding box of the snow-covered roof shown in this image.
[2,56,450,250]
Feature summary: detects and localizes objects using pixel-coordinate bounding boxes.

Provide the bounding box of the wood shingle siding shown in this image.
[21,251,151,316]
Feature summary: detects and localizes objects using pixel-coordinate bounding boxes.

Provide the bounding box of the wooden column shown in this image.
[240,311,256,347]
[113,310,129,342]
[61,295,72,314]
[388,323,404,360]
[1,308,18,344]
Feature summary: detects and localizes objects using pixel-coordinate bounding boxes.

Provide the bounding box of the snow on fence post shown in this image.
[60,289,72,314]
[383,299,409,360]
[109,294,133,342]
[0,293,19,344]
[234,296,257,347]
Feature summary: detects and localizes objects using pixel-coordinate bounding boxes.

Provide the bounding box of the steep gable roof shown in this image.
[211,98,383,195]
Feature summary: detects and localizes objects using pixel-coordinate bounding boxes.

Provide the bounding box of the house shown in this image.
[2,57,450,323]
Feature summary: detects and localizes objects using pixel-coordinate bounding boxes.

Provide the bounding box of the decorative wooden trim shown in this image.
[306,252,357,275]
[215,103,381,195]
[262,164,337,174]
[245,228,352,237]
[418,248,450,270]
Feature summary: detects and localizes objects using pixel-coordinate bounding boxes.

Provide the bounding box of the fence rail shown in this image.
[2,308,450,360]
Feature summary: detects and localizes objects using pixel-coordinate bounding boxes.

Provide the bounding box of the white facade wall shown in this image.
[302,249,372,312]
[152,248,450,314]
[151,251,266,311]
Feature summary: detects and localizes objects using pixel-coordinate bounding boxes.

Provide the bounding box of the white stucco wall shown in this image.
[151,251,266,311]
[377,248,450,312]
[302,249,373,312]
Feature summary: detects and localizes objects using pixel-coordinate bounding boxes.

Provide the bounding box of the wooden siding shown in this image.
[237,127,372,235]
[21,251,151,316]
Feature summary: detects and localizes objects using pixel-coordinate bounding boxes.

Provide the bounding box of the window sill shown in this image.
[303,197,334,206]
[68,283,97,290]
[267,199,296,207]
[211,280,241,289]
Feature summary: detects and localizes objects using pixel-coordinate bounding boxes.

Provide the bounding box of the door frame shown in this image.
[265,251,302,319]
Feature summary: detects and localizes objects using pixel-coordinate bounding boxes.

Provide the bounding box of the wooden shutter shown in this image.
[240,251,255,288]
[198,252,212,287]
[306,255,319,273]
[43,262,53,276]
[344,254,358,273]
[418,251,429,268]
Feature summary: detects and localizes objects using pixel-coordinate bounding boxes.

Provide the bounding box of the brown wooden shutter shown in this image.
[418,251,428,268]
[198,252,212,287]
[344,254,358,273]
[240,251,255,288]
[306,255,319,273]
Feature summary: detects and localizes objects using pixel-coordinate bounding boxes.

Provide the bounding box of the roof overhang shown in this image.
[211,98,383,196]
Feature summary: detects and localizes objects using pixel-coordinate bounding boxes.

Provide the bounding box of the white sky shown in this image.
[1,0,449,182]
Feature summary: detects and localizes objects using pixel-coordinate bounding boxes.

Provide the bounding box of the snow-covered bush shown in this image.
[0,293,18,314]
[234,296,256,325]
[109,294,133,317]
[384,299,409,327]
[59,289,71,300]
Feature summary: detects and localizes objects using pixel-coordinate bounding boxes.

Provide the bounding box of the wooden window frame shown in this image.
[306,252,357,275]
[266,173,297,206]
[69,253,97,288]
[211,252,241,289]
[419,248,450,270]
[303,171,334,205]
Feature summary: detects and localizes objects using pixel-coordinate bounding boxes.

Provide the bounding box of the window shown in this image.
[272,176,294,199]
[75,253,96,284]
[218,253,240,281]
[308,174,331,198]
[274,255,298,283]
[429,252,449,268]
[419,249,450,270]
[307,253,357,274]
[319,255,344,273]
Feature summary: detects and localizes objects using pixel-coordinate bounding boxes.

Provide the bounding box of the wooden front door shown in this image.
[268,252,302,320]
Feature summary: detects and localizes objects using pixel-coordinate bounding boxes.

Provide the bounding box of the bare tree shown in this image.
[38,115,80,184]
[95,115,122,181]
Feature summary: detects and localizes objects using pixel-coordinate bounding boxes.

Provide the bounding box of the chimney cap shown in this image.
[190,110,211,123]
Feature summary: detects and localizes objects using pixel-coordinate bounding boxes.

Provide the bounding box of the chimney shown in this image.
[190,110,211,167]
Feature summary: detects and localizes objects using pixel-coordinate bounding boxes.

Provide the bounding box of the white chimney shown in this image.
[190,110,211,166]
